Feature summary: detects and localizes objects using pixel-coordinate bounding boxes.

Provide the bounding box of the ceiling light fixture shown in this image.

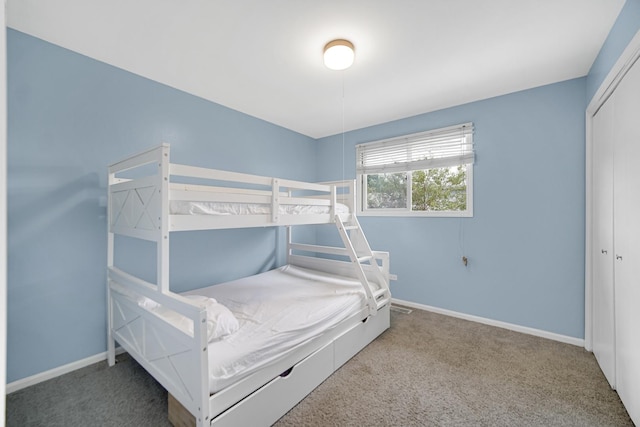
[323,39,355,71]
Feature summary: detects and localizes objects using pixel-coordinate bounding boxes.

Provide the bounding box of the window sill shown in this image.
[357,210,473,218]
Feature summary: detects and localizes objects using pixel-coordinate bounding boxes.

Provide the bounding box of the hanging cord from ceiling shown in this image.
[341,72,346,188]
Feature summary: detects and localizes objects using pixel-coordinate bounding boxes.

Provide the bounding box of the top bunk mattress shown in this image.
[170,200,350,216]
[183,265,374,393]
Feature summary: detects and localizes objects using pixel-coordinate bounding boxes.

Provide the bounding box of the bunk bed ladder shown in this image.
[335,215,390,316]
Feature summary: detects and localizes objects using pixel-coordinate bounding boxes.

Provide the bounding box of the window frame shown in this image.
[356,123,474,218]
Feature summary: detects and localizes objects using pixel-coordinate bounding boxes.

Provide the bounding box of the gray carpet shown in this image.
[7,307,633,426]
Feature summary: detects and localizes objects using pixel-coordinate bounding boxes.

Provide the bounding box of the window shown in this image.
[356,123,474,217]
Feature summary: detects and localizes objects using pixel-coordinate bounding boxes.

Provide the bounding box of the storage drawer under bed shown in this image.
[169,341,334,427]
[168,304,390,427]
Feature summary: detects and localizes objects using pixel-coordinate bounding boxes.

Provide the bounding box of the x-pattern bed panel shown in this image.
[111,294,202,412]
[111,185,161,232]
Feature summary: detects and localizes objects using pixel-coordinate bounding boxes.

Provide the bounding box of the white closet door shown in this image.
[0,2,6,424]
[613,57,640,424]
[591,96,616,388]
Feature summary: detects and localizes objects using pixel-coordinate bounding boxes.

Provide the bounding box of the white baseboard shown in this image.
[392,298,585,348]
[6,347,126,394]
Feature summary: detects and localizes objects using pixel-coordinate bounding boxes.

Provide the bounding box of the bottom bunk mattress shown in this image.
[181,265,377,394]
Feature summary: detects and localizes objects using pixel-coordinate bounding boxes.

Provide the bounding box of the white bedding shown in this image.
[183,265,375,393]
[170,201,349,216]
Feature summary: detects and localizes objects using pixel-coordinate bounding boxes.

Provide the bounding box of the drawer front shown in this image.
[212,342,334,427]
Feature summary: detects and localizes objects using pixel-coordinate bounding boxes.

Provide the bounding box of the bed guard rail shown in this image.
[108,144,356,236]
[107,266,212,425]
[287,240,392,315]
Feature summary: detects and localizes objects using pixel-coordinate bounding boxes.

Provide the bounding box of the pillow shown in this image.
[185,295,240,341]
[138,296,160,311]
[149,295,239,342]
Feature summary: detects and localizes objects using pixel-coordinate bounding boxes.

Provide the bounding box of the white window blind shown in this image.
[356,123,474,174]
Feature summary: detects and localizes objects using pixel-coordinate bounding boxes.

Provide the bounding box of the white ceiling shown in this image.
[7,0,625,138]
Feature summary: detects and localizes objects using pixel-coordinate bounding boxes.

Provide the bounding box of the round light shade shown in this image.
[323,39,355,70]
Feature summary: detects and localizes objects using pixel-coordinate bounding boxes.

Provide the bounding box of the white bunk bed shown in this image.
[107,144,392,427]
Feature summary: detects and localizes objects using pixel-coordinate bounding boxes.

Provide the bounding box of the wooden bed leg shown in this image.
[168,393,196,427]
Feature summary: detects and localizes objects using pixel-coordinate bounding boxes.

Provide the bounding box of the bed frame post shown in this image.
[349,180,356,216]
[156,144,210,425]
[286,226,292,265]
[271,178,280,224]
[158,144,170,293]
[107,169,116,367]
[330,185,337,219]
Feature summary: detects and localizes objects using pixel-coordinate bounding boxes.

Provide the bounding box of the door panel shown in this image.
[591,96,616,388]
[613,57,640,425]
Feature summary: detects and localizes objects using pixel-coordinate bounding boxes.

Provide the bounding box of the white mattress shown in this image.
[183,265,374,393]
[170,200,349,216]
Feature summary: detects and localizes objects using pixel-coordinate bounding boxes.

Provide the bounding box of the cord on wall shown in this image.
[459,218,468,267]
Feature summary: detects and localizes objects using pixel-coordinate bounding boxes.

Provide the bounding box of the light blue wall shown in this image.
[317,78,587,338]
[586,0,640,102]
[7,29,316,382]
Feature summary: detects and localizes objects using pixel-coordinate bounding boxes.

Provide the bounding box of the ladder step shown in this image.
[343,225,359,230]
[376,297,390,309]
[374,289,390,309]
[357,256,373,263]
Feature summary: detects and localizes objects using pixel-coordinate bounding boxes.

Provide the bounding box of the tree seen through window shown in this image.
[366,166,467,211]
